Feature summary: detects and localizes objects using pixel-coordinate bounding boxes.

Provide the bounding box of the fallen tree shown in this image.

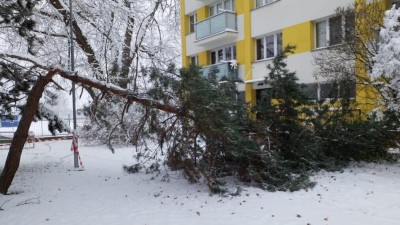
[0,65,182,194]
[0,0,181,194]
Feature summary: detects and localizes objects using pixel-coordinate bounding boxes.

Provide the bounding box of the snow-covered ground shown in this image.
[1,140,400,225]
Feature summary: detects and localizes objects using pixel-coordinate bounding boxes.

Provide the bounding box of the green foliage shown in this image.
[0,62,35,117]
[163,65,262,191]
[249,46,317,191]
[248,45,397,191]
[0,0,38,30]
[123,164,142,174]
[94,47,398,194]
[0,1,68,135]
[0,0,41,54]
[0,65,69,136]
[311,112,399,169]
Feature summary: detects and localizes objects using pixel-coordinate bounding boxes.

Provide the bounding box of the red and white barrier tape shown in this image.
[0,135,73,147]
[70,130,84,168]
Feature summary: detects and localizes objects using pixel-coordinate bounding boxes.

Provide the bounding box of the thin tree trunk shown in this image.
[0,70,56,194]
[120,15,135,89]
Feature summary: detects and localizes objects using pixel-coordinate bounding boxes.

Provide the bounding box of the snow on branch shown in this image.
[0,52,183,117]
[54,68,182,116]
[0,52,49,70]
[372,5,400,79]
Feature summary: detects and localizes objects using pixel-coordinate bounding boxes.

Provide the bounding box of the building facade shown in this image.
[180,0,397,113]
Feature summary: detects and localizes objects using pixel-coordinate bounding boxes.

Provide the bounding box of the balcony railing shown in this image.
[196,0,217,4]
[200,62,238,81]
[195,12,237,40]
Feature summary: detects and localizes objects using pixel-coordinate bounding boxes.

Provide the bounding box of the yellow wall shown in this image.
[180,0,188,67]
[243,0,256,106]
[179,0,393,117]
[236,0,245,15]
[196,7,208,21]
[353,0,388,114]
[282,21,314,54]
[181,5,209,67]
[198,51,209,66]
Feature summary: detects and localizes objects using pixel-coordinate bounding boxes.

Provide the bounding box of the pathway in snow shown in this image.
[1,141,400,225]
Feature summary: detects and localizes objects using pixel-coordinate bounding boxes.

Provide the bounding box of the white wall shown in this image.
[251,0,354,37]
[251,51,328,84]
[185,0,206,14]
[252,60,273,81]
[250,0,354,85]
[286,52,319,83]
[237,64,246,92]
[186,33,205,56]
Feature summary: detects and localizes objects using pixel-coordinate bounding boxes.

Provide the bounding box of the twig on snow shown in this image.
[0,198,13,211]
[15,198,40,207]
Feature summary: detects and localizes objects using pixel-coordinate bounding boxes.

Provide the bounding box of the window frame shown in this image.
[297,81,356,101]
[255,32,282,61]
[315,15,353,49]
[209,0,236,16]
[315,20,328,48]
[329,16,343,46]
[189,55,199,66]
[210,45,237,65]
[318,80,356,100]
[188,13,197,34]
[255,0,278,8]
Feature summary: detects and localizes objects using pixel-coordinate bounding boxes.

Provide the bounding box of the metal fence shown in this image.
[0,117,86,138]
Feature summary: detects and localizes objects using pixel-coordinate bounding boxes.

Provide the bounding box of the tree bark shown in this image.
[0,70,56,194]
[48,0,104,79]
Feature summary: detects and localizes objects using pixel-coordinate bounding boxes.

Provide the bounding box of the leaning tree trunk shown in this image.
[0,67,183,195]
[0,70,56,194]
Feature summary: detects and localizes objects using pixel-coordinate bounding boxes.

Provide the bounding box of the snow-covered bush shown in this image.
[372,5,400,114]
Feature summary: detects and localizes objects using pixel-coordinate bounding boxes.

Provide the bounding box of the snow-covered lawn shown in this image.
[1,140,400,225]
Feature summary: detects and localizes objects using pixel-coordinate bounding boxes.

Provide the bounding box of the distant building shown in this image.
[180,0,398,115]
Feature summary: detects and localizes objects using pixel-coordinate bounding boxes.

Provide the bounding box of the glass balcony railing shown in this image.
[195,12,237,40]
[200,62,238,81]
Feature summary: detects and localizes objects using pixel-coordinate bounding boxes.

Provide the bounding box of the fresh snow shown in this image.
[372,5,400,114]
[1,140,400,225]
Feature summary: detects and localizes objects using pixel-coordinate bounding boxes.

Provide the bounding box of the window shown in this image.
[300,83,318,100]
[315,16,346,48]
[209,0,235,16]
[210,45,236,64]
[188,14,197,33]
[189,55,198,66]
[329,16,342,45]
[237,91,246,103]
[256,32,282,60]
[319,82,337,99]
[316,21,328,48]
[344,12,355,42]
[255,0,278,8]
[318,80,356,100]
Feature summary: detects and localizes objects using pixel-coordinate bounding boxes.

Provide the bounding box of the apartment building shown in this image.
[180,0,397,113]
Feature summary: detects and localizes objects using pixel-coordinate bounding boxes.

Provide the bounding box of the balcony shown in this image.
[200,62,238,81]
[195,0,217,4]
[195,12,238,47]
